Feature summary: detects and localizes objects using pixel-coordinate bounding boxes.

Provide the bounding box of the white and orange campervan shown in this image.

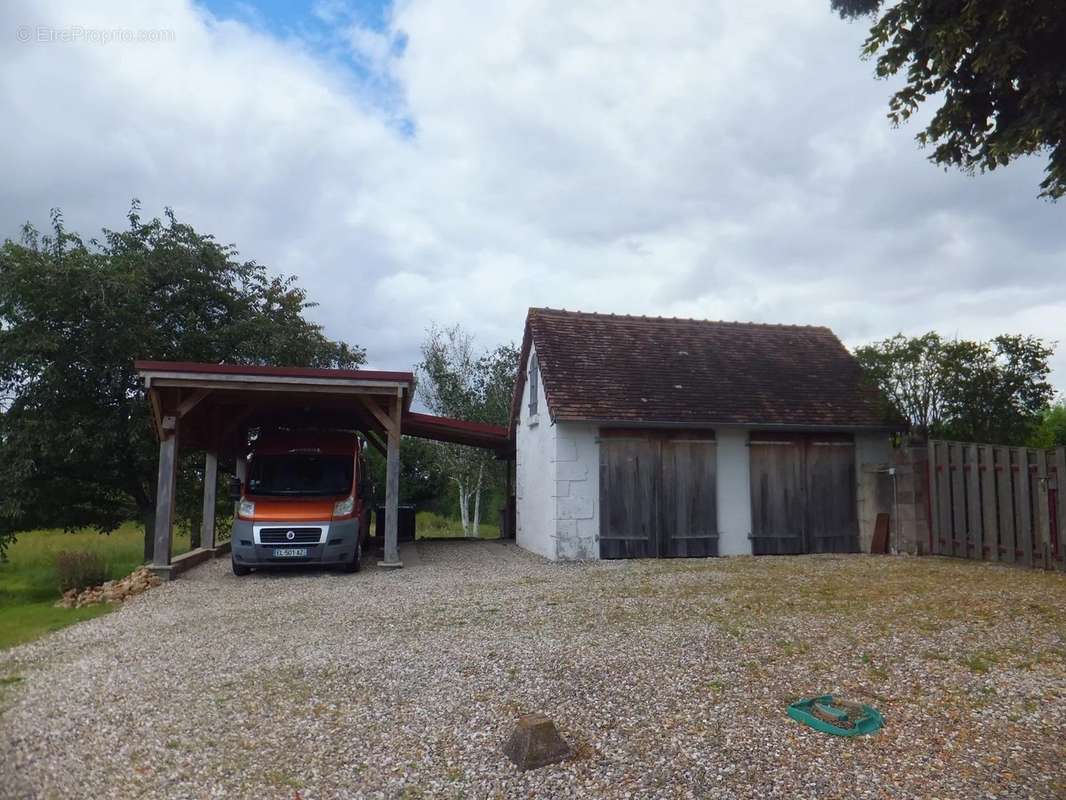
[229,431,371,575]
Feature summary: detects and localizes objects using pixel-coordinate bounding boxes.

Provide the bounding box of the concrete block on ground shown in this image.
[502,713,570,770]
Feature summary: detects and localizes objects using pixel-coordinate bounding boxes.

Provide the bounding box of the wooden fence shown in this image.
[928,440,1065,570]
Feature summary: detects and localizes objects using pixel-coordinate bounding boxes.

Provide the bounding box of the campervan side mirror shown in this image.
[228,477,243,502]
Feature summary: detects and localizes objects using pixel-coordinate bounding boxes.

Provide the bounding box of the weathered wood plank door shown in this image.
[749,435,807,554]
[599,431,718,558]
[599,434,660,558]
[806,438,858,553]
[661,437,718,557]
[749,433,858,555]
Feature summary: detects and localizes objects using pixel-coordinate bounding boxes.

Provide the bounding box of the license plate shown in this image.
[272,548,308,558]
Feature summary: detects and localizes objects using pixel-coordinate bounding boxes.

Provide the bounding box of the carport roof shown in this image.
[134,360,511,457]
[135,360,415,388]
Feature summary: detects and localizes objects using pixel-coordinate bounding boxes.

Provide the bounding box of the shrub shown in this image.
[54,550,108,593]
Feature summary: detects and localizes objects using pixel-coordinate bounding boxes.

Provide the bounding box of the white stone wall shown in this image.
[515,345,557,560]
[552,422,600,560]
[715,428,753,556]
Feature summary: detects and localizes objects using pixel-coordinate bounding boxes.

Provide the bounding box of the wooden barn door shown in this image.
[599,431,718,558]
[805,437,858,553]
[661,437,719,557]
[599,434,660,558]
[749,434,807,554]
[749,433,858,555]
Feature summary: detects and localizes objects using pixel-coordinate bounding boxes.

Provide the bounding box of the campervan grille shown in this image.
[260,528,322,545]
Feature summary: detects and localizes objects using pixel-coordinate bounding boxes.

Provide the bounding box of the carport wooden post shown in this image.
[381,391,403,568]
[201,451,218,551]
[151,416,179,579]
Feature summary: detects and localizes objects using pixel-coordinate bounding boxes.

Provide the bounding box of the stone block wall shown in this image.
[551,422,599,560]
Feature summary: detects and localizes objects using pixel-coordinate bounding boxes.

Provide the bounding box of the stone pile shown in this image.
[55,566,161,608]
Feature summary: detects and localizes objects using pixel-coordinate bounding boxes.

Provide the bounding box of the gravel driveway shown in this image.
[2,542,1064,799]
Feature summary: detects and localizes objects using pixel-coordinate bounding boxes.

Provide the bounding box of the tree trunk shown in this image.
[471,463,484,538]
[457,481,470,535]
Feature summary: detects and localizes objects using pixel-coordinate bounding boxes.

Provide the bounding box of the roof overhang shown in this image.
[134,360,512,459]
[561,417,904,434]
[136,360,413,399]
[403,412,512,456]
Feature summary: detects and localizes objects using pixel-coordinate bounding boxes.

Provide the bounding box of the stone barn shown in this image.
[510,308,898,561]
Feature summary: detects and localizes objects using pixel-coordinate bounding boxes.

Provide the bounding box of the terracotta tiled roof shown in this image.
[516,308,897,429]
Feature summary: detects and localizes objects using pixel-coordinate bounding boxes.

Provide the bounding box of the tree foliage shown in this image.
[855,331,1055,444]
[363,437,450,512]
[1027,402,1066,449]
[416,324,518,536]
[832,0,1066,199]
[0,204,363,558]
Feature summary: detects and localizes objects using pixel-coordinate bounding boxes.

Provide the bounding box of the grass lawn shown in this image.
[1,512,486,648]
[414,510,498,539]
[0,523,191,650]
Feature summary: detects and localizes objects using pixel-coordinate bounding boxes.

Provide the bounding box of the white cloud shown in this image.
[1,0,1064,392]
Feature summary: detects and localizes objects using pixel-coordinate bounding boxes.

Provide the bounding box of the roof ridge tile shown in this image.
[528,306,830,331]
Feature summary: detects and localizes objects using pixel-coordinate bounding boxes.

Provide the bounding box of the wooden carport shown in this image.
[135,361,511,578]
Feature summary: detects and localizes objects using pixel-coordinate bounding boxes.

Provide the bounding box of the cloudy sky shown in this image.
[2,0,1064,391]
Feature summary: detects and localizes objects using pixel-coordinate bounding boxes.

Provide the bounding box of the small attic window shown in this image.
[528,353,539,417]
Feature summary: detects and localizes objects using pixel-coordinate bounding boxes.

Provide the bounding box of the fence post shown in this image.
[965,444,983,560]
[1012,449,1033,567]
[1034,450,1051,570]
[996,447,1015,564]
[979,446,999,562]
[938,442,953,555]
[913,446,930,555]
[927,442,940,556]
[949,444,966,558]
[1055,447,1066,572]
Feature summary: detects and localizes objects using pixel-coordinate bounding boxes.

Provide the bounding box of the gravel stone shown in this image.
[1,541,1063,799]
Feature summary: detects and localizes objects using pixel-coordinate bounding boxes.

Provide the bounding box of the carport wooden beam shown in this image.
[380,390,403,568]
[201,451,219,551]
[152,425,179,578]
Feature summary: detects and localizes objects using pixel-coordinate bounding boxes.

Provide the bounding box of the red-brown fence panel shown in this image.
[925,441,1062,571]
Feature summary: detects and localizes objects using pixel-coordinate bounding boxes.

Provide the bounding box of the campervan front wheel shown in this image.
[342,538,362,573]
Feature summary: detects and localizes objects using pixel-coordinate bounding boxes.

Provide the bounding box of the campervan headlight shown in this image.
[238,498,255,518]
[333,496,355,517]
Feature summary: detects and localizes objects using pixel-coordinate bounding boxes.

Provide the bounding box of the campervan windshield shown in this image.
[247,454,353,497]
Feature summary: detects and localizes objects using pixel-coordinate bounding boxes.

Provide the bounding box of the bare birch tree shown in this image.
[416,325,518,537]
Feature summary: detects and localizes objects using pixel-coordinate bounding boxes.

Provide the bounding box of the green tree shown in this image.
[0,204,363,558]
[854,331,1055,444]
[833,0,1066,199]
[853,332,947,435]
[937,335,1055,443]
[1028,402,1066,449]
[416,325,518,536]
[363,437,450,512]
